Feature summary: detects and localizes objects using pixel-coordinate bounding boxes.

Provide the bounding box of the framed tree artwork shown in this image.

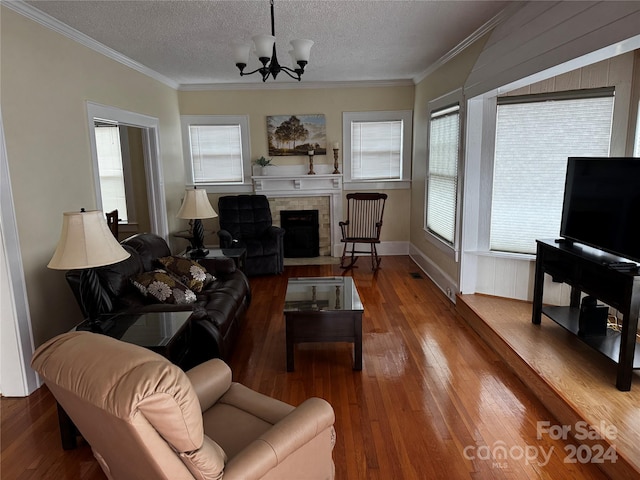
[267,114,326,156]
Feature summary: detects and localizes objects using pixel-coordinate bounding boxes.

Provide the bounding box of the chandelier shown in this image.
[233,0,313,82]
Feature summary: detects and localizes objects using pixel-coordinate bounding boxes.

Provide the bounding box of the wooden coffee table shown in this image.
[284,277,363,371]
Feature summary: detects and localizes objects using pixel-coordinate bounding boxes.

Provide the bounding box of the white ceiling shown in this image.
[21,0,515,88]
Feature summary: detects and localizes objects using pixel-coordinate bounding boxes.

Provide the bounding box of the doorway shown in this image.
[86,102,168,240]
[93,122,151,240]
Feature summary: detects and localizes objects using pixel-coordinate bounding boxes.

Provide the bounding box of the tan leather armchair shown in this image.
[31,332,336,480]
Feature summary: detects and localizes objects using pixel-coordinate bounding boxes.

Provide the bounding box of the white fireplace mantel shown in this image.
[253,164,342,194]
[252,164,343,256]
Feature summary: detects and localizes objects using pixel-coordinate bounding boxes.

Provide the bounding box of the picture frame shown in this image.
[267,114,326,156]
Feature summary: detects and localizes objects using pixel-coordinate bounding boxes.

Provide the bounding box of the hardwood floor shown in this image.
[1,256,612,479]
[457,293,640,480]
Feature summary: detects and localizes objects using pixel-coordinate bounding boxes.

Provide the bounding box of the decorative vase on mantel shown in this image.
[254,156,274,176]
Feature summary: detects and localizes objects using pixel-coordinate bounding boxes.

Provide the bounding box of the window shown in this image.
[181,115,251,190]
[342,111,412,188]
[95,124,132,222]
[426,104,460,246]
[490,88,614,254]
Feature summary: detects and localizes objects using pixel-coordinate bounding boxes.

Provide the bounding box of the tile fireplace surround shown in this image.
[252,165,342,257]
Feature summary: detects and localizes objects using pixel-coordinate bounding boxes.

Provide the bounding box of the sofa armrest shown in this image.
[222,397,335,480]
[264,225,285,239]
[185,359,232,411]
[217,229,234,248]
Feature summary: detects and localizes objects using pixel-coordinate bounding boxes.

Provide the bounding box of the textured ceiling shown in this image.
[23,0,514,87]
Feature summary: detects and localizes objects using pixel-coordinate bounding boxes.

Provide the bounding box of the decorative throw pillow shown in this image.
[157,256,215,293]
[131,269,196,304]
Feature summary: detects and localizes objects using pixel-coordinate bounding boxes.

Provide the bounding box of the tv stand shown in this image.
[532,239,640,391]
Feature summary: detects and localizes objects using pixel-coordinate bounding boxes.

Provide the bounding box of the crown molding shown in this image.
[4,0,179,90]
[412,2,520,85]
[178,79,415,91]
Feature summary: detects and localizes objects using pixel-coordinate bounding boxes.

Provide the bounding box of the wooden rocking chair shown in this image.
[339,193,387,271]
[105,209,119,239]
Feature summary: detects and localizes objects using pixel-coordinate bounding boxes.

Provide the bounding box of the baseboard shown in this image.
[409,244,458,303]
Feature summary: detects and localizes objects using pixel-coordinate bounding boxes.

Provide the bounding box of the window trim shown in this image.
[342,110,412,190]
[180,115,252,194]
[424,89,464,260]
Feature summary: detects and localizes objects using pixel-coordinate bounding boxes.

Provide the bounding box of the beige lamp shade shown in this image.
[177,188,218,219]
[48,210,131,270]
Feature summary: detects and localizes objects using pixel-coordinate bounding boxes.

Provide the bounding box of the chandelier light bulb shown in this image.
[252,34,276,61]
[290,39,314,62]
[233,42,251,65]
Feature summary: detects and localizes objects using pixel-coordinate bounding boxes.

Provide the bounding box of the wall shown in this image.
[178,86,414,249]
[1,6,183,347]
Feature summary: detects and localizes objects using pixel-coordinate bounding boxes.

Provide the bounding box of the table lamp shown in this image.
[48,209,131,331]
[177,187,218,258]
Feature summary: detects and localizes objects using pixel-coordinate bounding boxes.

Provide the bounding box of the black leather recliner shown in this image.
[217,195,285,276]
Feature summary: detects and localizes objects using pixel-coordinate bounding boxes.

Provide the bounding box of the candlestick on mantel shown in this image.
[332,146,341,174]
[308,150,316,175]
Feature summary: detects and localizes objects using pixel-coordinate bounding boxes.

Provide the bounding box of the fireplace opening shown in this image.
[281,210,319,258]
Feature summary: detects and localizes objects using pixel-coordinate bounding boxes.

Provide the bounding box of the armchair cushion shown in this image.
[185,359,233,411]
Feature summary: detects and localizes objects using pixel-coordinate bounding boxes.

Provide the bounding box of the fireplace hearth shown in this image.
[281,210,319,258]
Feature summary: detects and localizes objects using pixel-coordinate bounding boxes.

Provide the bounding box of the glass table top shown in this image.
[284,277,363,312]
[83,311,192,347]
[184,247,247,260]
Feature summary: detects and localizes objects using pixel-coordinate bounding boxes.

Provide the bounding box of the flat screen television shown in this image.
[560,157,640,264]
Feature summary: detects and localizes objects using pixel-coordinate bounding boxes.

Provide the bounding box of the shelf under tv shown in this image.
[541,305,640,368]
[532,239,640,391]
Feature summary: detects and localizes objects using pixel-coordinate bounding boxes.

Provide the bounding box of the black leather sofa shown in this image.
[217,194,285,276]
[65,233,251,365]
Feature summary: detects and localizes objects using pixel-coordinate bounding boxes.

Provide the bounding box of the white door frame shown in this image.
[86,102,168,239]
[0,109,38,397]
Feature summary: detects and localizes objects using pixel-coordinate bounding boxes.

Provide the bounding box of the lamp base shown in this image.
[79,268,113,328]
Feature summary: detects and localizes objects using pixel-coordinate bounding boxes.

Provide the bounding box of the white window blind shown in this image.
[427,105,460,245]
[350,120,402,180]
[491,91,614,254]
[95,125,128,222]
[189,125,243,183]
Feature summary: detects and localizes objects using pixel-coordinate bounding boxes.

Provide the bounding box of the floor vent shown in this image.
[410,272,423,279]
